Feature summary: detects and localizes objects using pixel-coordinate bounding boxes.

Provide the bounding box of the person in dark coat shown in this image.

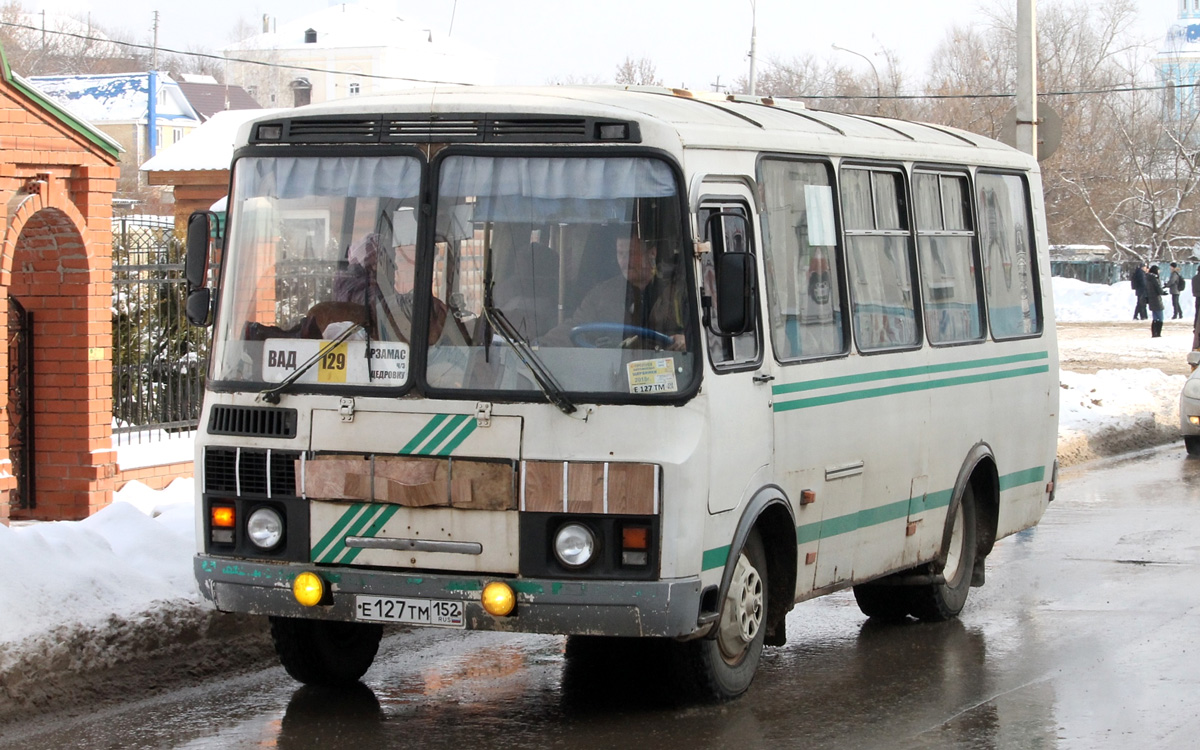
[1132,263,1149,320]
[1145,265,1166,337]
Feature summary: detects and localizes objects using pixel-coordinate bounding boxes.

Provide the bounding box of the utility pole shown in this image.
[1016,0,1038,158]
[747,0,758,95]
[152,11,160,70]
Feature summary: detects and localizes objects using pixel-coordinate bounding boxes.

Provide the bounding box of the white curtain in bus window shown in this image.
[758,159,846,360]
[977,172,1041,338]
[842,168,918,351]
[915,172,984,344]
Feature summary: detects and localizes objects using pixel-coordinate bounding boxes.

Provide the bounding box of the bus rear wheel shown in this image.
[682,529,768,701]
[909,485,978,622]
[269,616,383,686]
[852,583,912,622]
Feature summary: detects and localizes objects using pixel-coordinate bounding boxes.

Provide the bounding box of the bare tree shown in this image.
[0,1,139,75]
[615,56,661,87]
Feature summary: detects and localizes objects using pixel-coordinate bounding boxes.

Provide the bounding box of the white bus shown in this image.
[185,86,1058,700]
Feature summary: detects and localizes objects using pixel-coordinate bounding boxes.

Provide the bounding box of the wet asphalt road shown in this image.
[3,446,1199,749]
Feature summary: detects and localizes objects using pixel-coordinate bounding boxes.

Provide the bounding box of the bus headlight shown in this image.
[553,523,597,569]
[247,507,284,549]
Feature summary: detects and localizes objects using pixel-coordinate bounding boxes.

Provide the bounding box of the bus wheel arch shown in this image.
[952,445,1000,587]
[716,489,796,648]
[685,491,795,700]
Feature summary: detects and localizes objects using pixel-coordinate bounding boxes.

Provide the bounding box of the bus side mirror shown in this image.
[716,251,756,335]
[185,211,214,326]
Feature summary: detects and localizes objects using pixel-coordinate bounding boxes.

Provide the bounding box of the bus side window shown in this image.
[758,158,848,360]
[699,205,760,368]
[914,172,985,345]
[977,172,1042,338]
[841,167,920,351]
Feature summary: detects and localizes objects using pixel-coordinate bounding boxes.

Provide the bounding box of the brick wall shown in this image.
[1,52,121,523]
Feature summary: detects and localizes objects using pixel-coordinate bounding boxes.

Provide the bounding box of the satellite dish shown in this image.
[999,104,1062,162]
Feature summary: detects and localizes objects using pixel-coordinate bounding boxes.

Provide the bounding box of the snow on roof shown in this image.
[26,73,201,125]
[141,108,285,172]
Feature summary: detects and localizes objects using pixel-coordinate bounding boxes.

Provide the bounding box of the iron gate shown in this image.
[7,296,33,510]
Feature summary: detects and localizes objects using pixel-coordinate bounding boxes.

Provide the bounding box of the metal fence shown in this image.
[111,215,208,440]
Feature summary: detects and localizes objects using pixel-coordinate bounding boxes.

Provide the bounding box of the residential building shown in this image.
[26,72,203,196]
[222,0,492,108]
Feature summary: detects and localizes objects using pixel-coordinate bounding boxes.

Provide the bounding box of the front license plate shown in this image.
[354,595,466,628]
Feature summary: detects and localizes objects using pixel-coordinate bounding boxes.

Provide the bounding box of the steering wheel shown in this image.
[570,322,674,349]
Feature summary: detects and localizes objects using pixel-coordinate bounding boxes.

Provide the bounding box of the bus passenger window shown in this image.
[841,167,919,351]
[758,159,847,360]
[977,172,1042,338]
[914,172,985,344]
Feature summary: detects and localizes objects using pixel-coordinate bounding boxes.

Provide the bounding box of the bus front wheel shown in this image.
[683,529,768,700]
[269,616,383,686]
[910,484,978,622]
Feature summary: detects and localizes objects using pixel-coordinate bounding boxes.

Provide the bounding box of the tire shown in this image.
[852,582,911,622]
[269,616,383,687]
[909,485,978,622]
[680,530,768,701]
[1186,435,1200,456]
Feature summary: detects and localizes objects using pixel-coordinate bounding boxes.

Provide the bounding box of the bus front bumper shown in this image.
[195,555,706,638]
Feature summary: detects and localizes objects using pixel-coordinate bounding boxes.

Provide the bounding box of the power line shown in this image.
[0,18,1187,100]
[0,20,476,86]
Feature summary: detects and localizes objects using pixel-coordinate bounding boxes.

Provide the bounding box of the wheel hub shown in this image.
[718,552,763,660]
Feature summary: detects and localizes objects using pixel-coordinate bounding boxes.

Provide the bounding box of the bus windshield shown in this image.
[211,152,697,400]
[427,153,697,399]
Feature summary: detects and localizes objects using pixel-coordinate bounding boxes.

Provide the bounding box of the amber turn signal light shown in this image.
[211,505,235,528]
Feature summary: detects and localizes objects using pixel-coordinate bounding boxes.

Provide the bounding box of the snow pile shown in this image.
[0,493,195,645]
[1052,277,1139,322]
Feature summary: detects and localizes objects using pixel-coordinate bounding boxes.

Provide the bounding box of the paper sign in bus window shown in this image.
[805,185,836,246]
[262,340,408,386]
[627,358,678,394]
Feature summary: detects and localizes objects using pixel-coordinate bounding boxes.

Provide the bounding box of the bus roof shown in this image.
[239,85,1034,169]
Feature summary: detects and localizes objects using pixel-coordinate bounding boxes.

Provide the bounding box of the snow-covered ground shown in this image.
[0,276,1193,710]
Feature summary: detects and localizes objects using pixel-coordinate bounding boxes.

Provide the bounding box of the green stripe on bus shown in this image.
[1000,465,1045,490]
[702,546,730,571]
[773,365,1049,412]
[311,504,373,562]
[400,414,452,455]
[323,505,390,564]
[418,414,471,456]
[435,418,478,456]
[336,504,401,565]
[772,351,1049,396]
[701,464,1048,571]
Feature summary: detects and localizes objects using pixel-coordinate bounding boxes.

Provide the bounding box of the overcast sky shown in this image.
[30,0,1183,90]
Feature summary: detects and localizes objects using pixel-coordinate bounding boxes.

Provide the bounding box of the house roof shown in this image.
[141,108,284,173]
[25,72,202,125]
[176,81,262,121]
[0,44,121,159]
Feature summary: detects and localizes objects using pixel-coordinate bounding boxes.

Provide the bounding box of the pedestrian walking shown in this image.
[1132,263,1149,320]
[1168,262,1186,319]
[1146,265,1166,337]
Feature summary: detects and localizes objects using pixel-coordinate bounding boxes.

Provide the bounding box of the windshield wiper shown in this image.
[481,304,577,416]
[259,322,365,404]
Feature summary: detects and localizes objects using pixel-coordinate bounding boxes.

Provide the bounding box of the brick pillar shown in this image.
[8,200,115,521]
